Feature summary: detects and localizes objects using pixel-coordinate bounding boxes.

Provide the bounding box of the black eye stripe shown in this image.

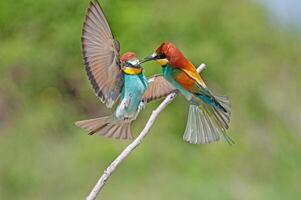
[125,62,132,67]
[157,54,166,59]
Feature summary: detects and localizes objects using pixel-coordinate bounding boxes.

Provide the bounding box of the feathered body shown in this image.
[115,72,148,120]
[146,42,233,144]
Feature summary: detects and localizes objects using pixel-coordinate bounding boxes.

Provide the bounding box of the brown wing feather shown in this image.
[82,0,123,108]
[142,75,177,103]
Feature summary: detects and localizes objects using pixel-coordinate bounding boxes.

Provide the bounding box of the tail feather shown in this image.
[75,116,133,140]
[215,96,230,110]
[184,105,198,143]
[202,107,220,142]
[183,95,233,145]
[214,95,231,123]
[103,123,118,138]
[184,105,220,144]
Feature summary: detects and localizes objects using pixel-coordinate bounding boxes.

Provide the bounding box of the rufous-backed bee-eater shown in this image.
[142,42,233,144]
[75,1,174,139]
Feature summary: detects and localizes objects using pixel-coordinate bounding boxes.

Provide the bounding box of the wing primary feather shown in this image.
[142,75,177,103]
[81,0,123,108]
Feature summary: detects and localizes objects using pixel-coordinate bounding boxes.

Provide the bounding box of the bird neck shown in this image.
[122,67,142,75]
[161,63,169,68]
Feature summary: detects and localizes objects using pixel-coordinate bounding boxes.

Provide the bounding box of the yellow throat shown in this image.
[122,67,142,75]
[156,58,169,66]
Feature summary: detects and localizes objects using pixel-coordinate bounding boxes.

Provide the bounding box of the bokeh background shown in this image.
[1,0,300,199]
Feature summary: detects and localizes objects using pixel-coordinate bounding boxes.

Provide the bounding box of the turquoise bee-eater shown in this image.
[75,1,174,139]
[142,42,233,144]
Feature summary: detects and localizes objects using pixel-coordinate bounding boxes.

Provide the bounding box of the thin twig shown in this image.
[85,63,206,200]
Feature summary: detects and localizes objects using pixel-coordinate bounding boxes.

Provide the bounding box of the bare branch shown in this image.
[86,63,206,200]
[86,93,176,200]
[197,63,206,73]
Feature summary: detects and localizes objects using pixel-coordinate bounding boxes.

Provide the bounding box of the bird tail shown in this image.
[75,116,133,139]
[183,95,233,144]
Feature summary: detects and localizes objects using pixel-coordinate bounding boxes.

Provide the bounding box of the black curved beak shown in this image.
[139,53,158,64]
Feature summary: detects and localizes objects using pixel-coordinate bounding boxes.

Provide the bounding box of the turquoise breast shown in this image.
[115,73,148,120]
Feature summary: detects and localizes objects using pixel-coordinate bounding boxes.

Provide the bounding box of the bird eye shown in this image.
[157,54,166,59]
[125,62,132,67]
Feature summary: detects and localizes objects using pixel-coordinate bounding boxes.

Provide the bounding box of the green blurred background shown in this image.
[1,0,301,199]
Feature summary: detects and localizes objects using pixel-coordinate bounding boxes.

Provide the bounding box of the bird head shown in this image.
[120,52,143,75]
[141,42,185,67]
[120,52,142,68]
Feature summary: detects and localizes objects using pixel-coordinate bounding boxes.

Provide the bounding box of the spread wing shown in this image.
[142,75,177,103]
[81,0,123,108]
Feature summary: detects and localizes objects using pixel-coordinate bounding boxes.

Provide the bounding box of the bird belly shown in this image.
[114,74,148,120]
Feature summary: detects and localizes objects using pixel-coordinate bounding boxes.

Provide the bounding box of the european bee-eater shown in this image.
[142,42,233,144]
[75,1,174,139]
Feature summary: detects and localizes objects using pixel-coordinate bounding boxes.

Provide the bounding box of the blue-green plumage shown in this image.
[115,73,148,120]
[76,70,150,140]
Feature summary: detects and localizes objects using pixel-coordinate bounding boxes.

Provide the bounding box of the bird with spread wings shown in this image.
[75,0,175,139]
